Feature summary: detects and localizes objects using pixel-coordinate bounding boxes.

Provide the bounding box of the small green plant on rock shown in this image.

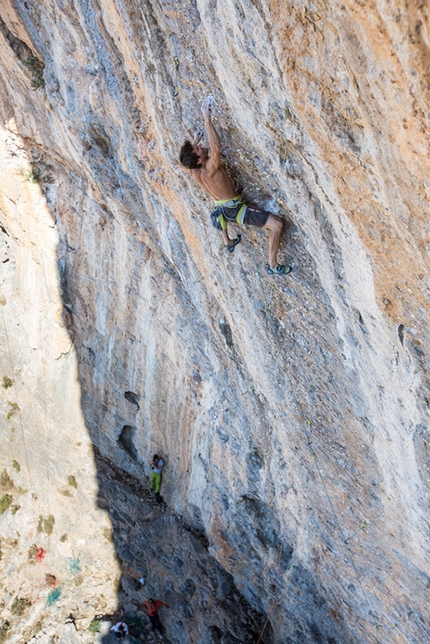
[30,621,43,640]
[2,376,13,389]
[37,514,55,535]
[67,475,78,488]
[6,402,19,420]
[16,167,40,183]
[0,495,13,514]
[89,620,100,633]
[27,171,40,183]
[45,515,55,534]
[21,54,45,90]
[0,470,14,491]
[12,460,20,472]
[11,597,31,616]
[0,621,10,644]
[103,527,114,542]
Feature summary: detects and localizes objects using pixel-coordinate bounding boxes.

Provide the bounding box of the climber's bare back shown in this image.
[189,160,237,201]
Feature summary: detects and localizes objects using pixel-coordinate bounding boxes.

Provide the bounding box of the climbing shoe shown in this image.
[226,234,242,253]
[267,263,292,276]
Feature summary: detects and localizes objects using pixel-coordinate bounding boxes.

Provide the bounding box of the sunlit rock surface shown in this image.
[0,1,429,643]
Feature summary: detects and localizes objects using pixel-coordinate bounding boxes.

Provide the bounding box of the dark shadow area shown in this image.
[117,425,139,461]
[92,452,273,644]
[124,391,140,410]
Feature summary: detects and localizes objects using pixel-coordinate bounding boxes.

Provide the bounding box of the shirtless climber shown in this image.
[179,96,292,275]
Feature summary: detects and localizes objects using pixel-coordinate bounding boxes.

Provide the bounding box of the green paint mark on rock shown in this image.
[47,588,61,606]
[68,557,81,575]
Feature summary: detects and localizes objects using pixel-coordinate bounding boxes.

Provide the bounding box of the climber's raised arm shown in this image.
[201,97,221,177]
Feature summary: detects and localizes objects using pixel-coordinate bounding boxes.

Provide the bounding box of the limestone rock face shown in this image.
[0,1,429,643]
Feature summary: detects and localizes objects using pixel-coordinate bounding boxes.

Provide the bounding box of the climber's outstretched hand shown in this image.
[192,129,204,145]
[201,95,214,118]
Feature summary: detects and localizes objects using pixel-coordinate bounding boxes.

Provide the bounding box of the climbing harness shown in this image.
[173,57,179,97]
[211,196,247,231]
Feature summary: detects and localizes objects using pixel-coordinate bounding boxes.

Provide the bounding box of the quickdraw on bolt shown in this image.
[344,522,367,544]
[173,57,179,97]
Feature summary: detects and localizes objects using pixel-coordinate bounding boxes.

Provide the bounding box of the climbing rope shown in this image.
[156,208,289,644]
[256,538,283,644]
[243,228,380,642]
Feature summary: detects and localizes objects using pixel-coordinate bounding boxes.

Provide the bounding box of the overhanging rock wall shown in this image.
[0,1,429,643]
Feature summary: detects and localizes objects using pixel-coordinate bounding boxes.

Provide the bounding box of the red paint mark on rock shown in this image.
[35,547,46,562]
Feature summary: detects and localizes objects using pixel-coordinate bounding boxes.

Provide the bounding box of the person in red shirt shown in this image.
[142,597,170,632]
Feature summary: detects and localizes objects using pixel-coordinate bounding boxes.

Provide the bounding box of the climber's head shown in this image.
[179,139,207,169]
[148,598,154,604]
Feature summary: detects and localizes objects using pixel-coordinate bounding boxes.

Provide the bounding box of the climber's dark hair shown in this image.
[179,140,201,169]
